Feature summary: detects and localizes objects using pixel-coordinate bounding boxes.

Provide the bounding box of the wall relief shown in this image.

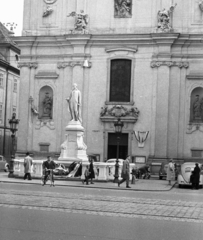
[114,0,132,18]
[100,104,139,120]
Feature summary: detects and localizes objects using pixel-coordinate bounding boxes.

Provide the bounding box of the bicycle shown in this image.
[41,169,55,187]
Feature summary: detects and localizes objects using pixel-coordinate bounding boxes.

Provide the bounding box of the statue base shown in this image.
[58,120,88,163]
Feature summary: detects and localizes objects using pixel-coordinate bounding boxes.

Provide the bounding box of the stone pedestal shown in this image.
[58,120,88,163]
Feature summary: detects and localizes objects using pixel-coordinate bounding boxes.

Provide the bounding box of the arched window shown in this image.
[38,86,53,119]
[190,87,203,123]
[109,59,131,102]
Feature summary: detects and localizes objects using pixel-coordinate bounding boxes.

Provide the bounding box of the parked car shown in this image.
[159,162,168,180]
[106,159,124,164]
[0,155,9,172]
[178,162,203,188]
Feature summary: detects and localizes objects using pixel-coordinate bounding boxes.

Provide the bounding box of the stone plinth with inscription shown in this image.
[58,120,88,163]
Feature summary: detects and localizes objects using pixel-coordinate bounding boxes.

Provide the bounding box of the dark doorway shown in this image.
[107,133,128,160]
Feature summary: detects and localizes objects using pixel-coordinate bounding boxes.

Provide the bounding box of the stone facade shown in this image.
[15,0,203,162]
[0,23,20,158]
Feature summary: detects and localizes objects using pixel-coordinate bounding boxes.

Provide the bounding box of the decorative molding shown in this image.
[186,71,203,80]
[100,104,139,123]
[35,71,59,79]
[43,0,57,4]
[150,61,189,68]
[186,123,203,134]
[57,61,92,68]
[43,5,53,17]
[17,62,38,69]
[35,119,55,130]
[105,47,137,53]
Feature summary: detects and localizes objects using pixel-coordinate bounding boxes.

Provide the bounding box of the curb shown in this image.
[0,179,175,192]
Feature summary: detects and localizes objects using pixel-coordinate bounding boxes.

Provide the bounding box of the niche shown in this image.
[190,87,203,123]
[38,86,53,119]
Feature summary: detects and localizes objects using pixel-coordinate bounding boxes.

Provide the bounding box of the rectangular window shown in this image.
[191,149,202,157]
[13,78,17,92]
[0,104,3,120]
[109,59,131,102]
[0,73,3,87]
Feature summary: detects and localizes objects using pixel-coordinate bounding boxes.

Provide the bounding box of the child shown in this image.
[83,165,90,185]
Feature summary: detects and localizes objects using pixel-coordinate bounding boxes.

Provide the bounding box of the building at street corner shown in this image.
[0,23,20,158]
[14,0,203,163]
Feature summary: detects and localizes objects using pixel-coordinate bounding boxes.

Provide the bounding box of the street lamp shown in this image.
[8,113,20,176]
[114,117,124,183]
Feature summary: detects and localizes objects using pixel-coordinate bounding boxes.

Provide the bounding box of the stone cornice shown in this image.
[151,61,189,68]
[17,62,38,68]
[105,47,138,53]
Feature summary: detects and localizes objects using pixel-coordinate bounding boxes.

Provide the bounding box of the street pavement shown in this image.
[1,173,203,240]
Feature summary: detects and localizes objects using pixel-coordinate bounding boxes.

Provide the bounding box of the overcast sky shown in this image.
[0,0,24,36]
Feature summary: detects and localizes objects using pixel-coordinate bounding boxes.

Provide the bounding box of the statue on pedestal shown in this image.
[66,83,82,123]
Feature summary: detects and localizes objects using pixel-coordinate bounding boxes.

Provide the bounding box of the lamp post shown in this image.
[8,113,19,176]
[114,117,124,183]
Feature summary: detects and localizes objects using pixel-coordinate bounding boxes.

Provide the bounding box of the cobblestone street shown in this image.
[1,188,203,224]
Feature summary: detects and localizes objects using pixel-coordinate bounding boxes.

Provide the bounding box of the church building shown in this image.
[15,0,203,163]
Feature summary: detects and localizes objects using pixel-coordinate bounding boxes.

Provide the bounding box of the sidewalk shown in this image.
[0,172,175,191]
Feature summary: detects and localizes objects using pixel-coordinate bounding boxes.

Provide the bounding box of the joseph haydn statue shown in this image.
[66,83,82,123]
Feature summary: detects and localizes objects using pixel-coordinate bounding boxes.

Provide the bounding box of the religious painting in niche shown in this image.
[190,87,203,123]
[110,59,131,102]
[114,0,132,18]
[38,86,53,119]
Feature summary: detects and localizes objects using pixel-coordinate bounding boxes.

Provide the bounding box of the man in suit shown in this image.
[23,152,33,180]
[118,155,131,188]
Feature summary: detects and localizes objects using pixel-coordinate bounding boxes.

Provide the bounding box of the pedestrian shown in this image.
[193,163,200,190]
[42,156,56,186]
[131,167,137,184]
[118,155,131,188]
[23,152,33,180]
[190,171,195,190]
[83,165,90,185]
[88,159,95,184]
[167,159,174,185]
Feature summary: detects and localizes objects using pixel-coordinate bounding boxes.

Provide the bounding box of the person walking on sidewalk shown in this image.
[83,165,90,185]
[193,163,200,190]
[167,159,174,185]
[89,159,95,184]
[42,156,56,186]
[118,155,131,188]
[23,152,33,180]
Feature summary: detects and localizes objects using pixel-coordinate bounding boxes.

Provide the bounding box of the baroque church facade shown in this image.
[15,0,203,162]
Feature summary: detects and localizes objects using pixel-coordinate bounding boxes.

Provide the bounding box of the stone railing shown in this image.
[13,159,136,181]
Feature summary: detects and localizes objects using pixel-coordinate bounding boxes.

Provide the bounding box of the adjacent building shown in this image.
[15,0,203,163]
[0,23,20,158]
